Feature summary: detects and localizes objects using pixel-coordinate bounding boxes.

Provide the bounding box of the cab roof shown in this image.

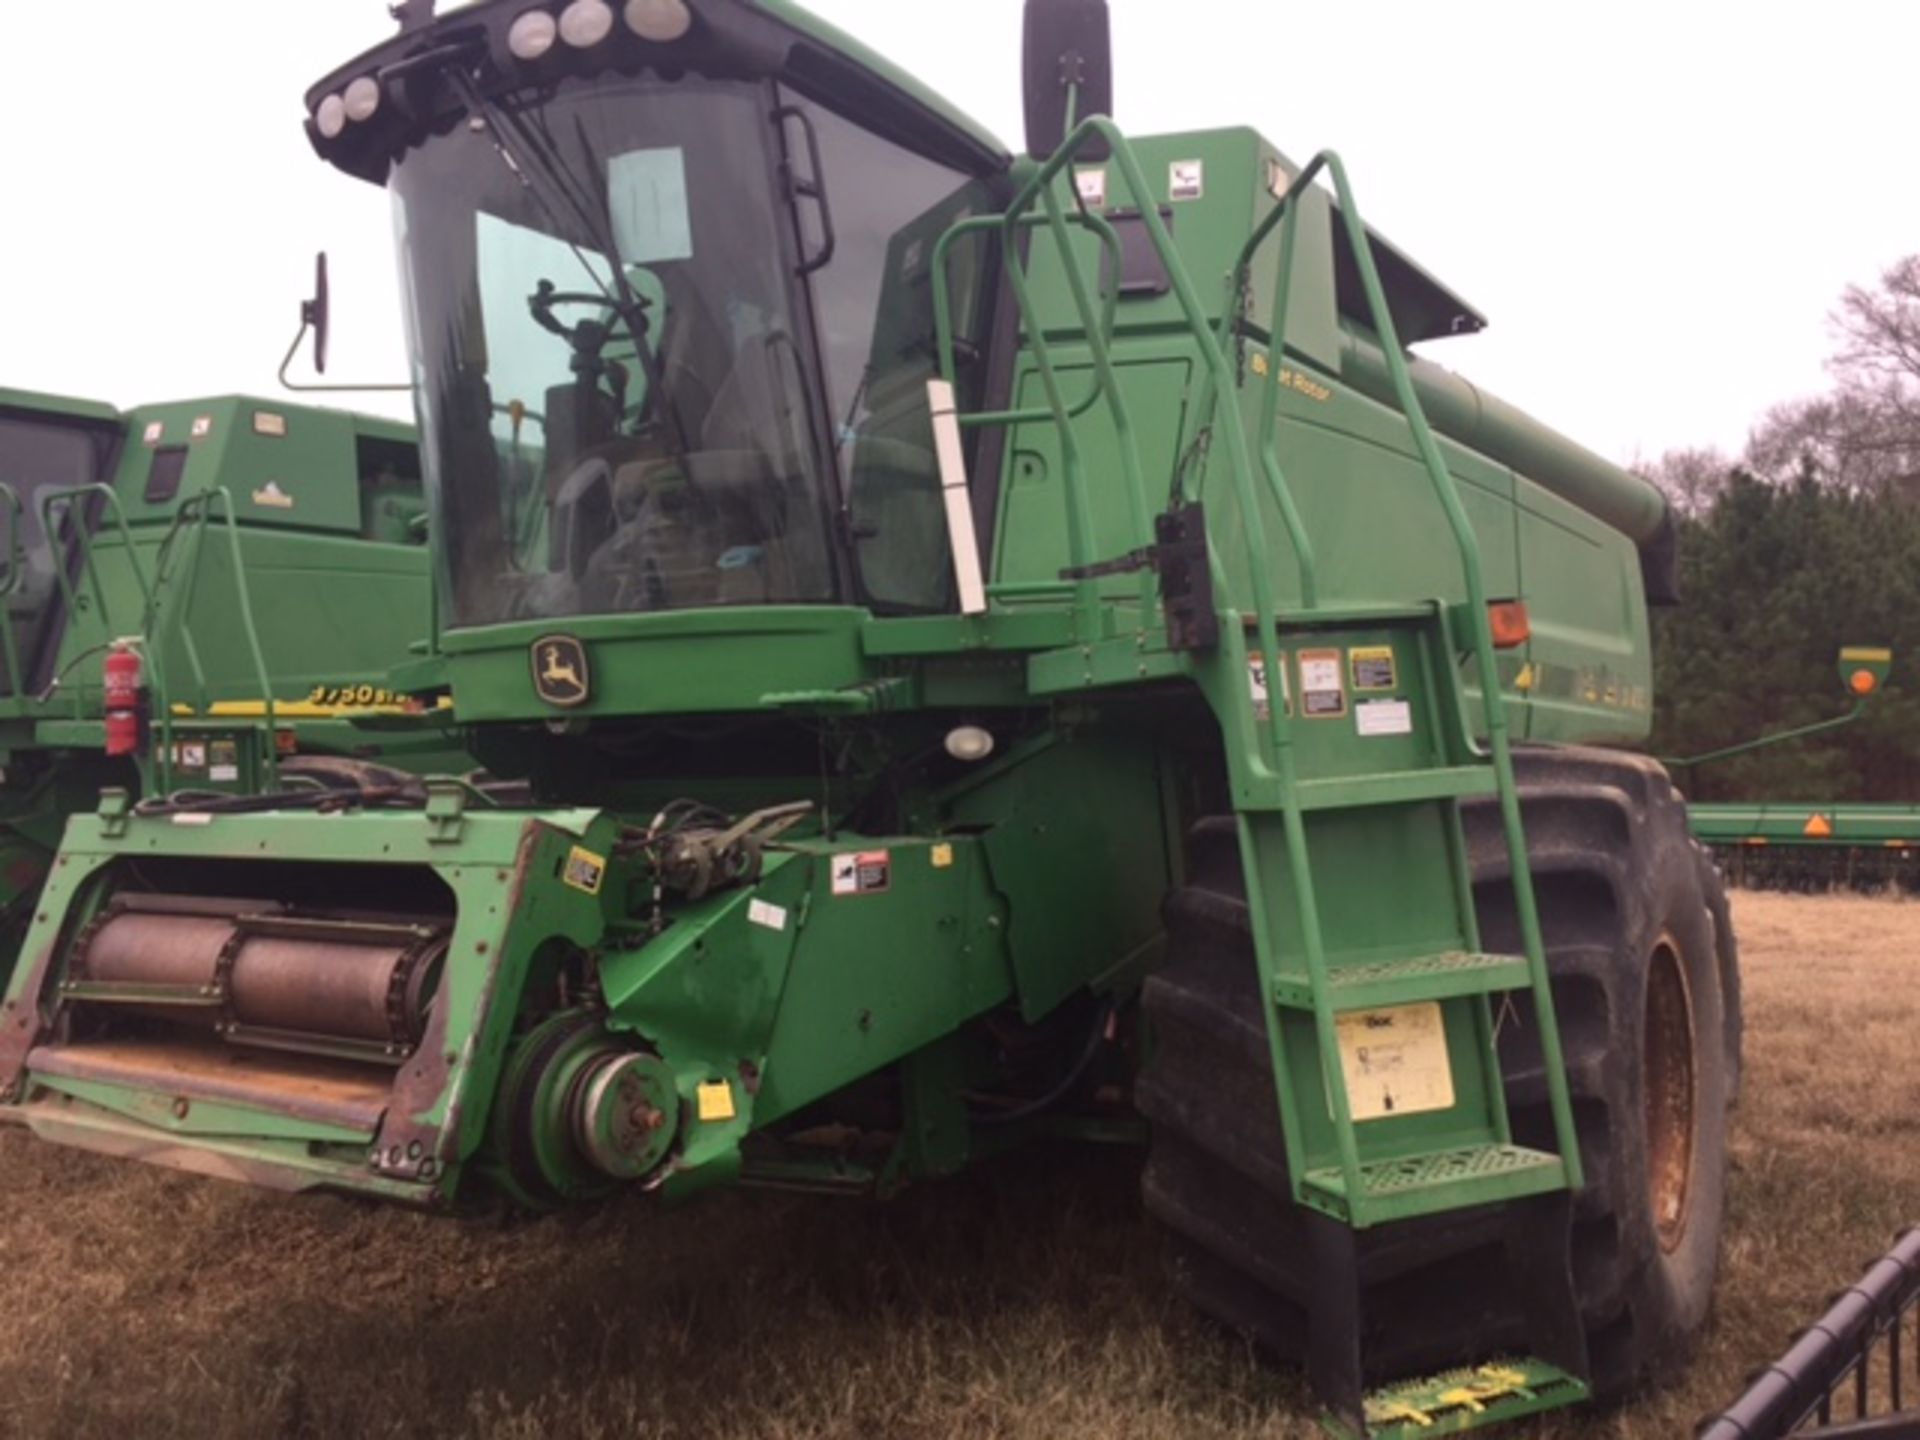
[307,0,1013,184]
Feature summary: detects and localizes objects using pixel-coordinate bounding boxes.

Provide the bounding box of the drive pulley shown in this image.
[490,1010,681,1208]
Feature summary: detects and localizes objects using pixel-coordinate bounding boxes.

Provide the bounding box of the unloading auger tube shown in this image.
[1339,335,1677,572]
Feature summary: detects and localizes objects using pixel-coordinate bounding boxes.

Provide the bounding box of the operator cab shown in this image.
[310,0,1012,630]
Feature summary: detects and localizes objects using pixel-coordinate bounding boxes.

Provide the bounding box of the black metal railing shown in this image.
[1700,1230,1920,1439]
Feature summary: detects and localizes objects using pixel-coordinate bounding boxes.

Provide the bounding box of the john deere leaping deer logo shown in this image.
[531,635,591,709]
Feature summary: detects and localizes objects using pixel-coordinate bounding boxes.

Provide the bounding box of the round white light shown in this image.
[315,94,348,140]
[508,9,559,60]
[625,0,692,41]
[559,0,615,46]
[344,76,382,123]
[944,726,996,763]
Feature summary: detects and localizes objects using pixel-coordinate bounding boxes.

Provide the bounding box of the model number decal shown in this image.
[1246,352,1332,404]
[307,685,402,708]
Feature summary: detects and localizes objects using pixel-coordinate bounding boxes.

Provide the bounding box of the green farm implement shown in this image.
[0,390,443,978]
[0,3,1740,1434]
[1683,648,1920,889]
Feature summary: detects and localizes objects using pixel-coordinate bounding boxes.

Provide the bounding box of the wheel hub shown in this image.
[1643,935,1698,1253]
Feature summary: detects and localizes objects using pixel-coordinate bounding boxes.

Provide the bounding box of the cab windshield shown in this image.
[392,73,997,629]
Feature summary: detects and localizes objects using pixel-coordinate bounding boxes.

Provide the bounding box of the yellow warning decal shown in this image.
[1804,814,1835,838]
[930,843,955,869]
[1349,646,1398,692]
[562,846,607,896]
[697,1080,737,1123]
[1335,1002,1455,1121]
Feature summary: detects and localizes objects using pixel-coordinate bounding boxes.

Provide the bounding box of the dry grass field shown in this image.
[1,890,1915,1440]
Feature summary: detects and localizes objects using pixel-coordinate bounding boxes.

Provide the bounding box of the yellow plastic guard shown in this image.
[696,1080,737,1123]
[1358,1358,1584,1438]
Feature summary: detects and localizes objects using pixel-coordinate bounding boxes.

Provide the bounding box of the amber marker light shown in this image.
[1488,601,1531,649]
[1850,668,1879,696]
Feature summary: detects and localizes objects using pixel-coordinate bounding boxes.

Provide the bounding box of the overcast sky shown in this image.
[5,1,1915,469]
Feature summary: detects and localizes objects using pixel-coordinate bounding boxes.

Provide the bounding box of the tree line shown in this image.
[1643,257,1920,802]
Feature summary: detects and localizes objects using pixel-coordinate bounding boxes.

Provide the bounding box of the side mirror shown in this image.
[1023,0,1112,161]
[277,253,410,395]
[303,252,332,377]
[1838,646,1892,698]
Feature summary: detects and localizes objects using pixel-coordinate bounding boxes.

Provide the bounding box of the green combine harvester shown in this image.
[0,389,440,982]
[0,3,1741,1433]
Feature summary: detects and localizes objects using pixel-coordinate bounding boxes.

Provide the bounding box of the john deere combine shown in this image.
[0,3,1740,1433]
[0,389,441,983]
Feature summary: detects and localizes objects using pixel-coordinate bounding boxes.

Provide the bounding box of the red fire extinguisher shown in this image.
[103,640,146,758]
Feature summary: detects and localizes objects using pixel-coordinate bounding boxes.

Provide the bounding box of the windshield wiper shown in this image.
[445,69,693,460]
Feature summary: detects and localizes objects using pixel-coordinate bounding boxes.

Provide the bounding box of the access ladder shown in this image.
[933,120,1590,1438]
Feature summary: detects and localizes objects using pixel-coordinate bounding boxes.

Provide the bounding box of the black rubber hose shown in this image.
[968,998,1114,1129]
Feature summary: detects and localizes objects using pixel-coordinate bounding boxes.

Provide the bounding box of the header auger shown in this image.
[2,3,1739,1434]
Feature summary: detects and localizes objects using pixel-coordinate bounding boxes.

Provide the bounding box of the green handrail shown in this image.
[175,488,280,791]
[1288,150,1583,1189]
[932,209,1125,429]
[1031,176,1160,618]
[980,115,1363,1202]
[946,121,1586,1212]
[37,485,156,645]
[1251,195,1322,608]
[34,483,189,788]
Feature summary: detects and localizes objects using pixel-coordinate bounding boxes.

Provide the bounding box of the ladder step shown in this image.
[1350,1357,1590,1439]
[1301,1145,1566,1226]
[1273,951,1531,1010]
[1243,766,1497,812]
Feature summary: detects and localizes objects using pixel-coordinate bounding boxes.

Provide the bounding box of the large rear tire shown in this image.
[1137,747,1736,1396]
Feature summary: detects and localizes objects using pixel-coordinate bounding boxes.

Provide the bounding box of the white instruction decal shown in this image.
[1336,1002,1455,1121]
[1356,700,1414,738]
[1075,168,1108,208]
[748,899,789,932]
[831,850,892,898]
[1248,651,1290,721]
[1170,160,1205,202]
[1298,648,1347,719]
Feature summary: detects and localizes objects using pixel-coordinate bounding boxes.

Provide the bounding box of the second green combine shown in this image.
[0,388,447,984]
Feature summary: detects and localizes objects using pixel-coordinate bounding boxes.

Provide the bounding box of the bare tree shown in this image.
[1835,255,1920,393]
[1636,446,1738,516]
[1747,257,1920,496]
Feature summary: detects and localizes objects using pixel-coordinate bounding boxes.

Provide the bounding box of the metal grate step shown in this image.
[1272,950,1530,1010]
[1242,765,1497,813]
[1301,1144,1566,1226]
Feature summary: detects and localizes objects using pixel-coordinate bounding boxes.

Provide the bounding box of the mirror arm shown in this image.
[276,319,412,395]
